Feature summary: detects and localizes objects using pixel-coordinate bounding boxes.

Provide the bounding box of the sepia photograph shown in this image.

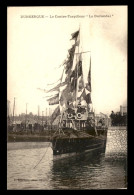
[7,6,127,190]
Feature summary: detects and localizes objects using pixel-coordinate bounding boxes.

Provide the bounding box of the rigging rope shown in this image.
[47,78,61,86]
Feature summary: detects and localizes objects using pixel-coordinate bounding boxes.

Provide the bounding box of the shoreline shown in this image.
[7,126,127,142]
[8,133,52,142]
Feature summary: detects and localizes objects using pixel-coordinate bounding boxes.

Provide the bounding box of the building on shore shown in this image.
[120,105,127,116]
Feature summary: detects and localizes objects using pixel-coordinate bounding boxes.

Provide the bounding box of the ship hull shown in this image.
[52,130,107,161]
[53,143,106,161]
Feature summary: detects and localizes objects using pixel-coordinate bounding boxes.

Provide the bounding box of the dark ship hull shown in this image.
[52,128,107,160]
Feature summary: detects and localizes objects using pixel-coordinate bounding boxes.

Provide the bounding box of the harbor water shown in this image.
[7,128,127,190]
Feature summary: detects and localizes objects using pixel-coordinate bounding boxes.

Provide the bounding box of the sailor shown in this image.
[63,120,66,128]
[77,101,86,114]
[102,118,105,126]
[77,102,82,113]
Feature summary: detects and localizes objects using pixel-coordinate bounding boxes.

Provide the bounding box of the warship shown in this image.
[45,27,108,160]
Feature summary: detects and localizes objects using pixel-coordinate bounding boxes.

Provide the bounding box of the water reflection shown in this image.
[51,149,127,189]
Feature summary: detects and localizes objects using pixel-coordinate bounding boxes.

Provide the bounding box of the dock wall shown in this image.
[105,126,127,157]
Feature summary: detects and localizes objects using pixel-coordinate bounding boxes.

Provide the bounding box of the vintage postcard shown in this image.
[7,6,127,190]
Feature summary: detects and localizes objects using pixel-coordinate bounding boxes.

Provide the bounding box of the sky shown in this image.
[7,6,127,116]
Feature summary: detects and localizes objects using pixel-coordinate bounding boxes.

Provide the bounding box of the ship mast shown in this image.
[42,111,44,131]
[38,105,40,131]
[46,108,47,129]
[57,66,66,134]
[75,26,80,109]
[74,25,92,115]
[87,53,91,113]
[25,103,28,131]
[7,100,11,120]
[12,97,15,127]
[75,50,79,108]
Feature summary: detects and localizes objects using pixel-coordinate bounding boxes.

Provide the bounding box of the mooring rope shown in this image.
[33,142,52,169]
